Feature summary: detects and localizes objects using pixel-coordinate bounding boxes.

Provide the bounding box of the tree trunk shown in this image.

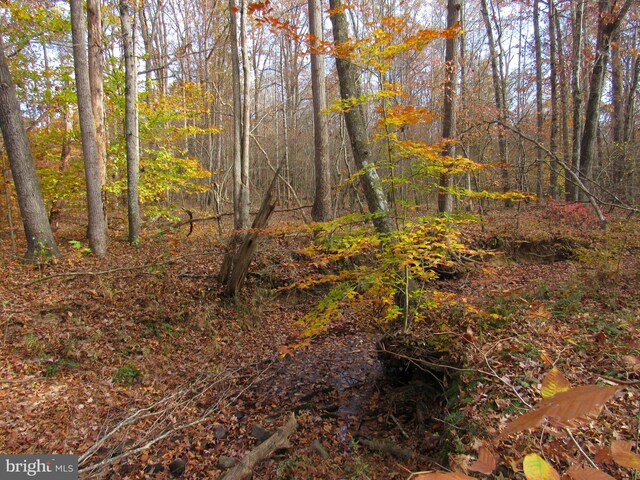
[568,0,584,202]
[611,29,625,187]
[555,8,571,201]
[87,0,107,187]
[438,0,461,214]
[548,0,559,199]
[70,0,108,256]
[0,38,59,260]
[578,0,633,200]
[328,0,394,235]
[239,0,251,228]
[309,0,331,222]
[533,0,544,201]
[120,0,140,243]
[229,0,250,230]
[479,0,510,206]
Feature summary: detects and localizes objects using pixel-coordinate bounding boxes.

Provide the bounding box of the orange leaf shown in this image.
[611,440,640,469]
[566,465,616,480]
[540,368,571,399]
[468,445,497,475]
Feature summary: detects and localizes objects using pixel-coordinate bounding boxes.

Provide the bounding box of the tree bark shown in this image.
[438,0,461,214]
[309,0,331,222]
[70,0,108,256]
[120,0,140,243]
[328,0,394,235]
[239,0,251,228]
[611,29,625,187]
[87,0,107,187]
[0,38,59,259]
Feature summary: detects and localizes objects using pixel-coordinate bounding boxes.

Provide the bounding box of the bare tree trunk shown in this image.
[0,38,59,259]
[548,0,559,199]
[438,0,461,214]
[87,0,107,187]
[579,0,633,200]
[309,0,331,222]
[555,9,571,200]
[120,0,140,243]
[70,0,108,256]
[229,0,250,230]
[479,0,511,206]
[533,0,544,201]
[239,0,251,228]
[328,0,394,235]
[568,0,584,202]
[611,29,625,187]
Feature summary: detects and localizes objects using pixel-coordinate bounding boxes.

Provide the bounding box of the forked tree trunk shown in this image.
[0,38,59,259]
[328,0,394,235]
[70,0,108,256]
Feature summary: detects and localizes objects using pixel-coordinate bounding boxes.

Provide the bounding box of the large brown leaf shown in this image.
[566,465,616,480]
[611,440,640,469]
[499,385,618,438]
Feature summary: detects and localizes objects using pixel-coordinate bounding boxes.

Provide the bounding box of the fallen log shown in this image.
[222,414,298,480]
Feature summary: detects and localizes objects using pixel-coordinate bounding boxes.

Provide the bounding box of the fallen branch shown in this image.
[222,413,298,480]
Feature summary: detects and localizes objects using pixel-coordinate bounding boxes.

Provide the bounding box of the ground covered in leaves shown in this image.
[1,207,639,479]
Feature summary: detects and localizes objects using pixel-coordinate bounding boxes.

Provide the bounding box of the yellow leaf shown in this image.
[611,440,640,469]
[540,368,571,399]
[522,454,560,480]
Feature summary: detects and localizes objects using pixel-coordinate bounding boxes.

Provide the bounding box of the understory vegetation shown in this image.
[1,207,639,479]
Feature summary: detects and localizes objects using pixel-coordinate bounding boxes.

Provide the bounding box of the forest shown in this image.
[1,0,639,478]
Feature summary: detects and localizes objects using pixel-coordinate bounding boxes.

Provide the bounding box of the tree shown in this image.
[309,0,331,222]
[328,0,394,235]
[0,38,59,259]
[533,0,544,201]
[578,0,634,200]
[568,0,585,202]
[548,0,559,199]
[229,0,250,230]
[119,0,140,243]
[70,0,108,256]
[479,0,511,206]
[87,0,107,187]
[438,0,461,214]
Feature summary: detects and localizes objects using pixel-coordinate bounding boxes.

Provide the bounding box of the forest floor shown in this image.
[1,205,640,479]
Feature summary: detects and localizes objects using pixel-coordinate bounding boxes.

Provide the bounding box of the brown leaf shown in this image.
[543,385,619,428]
[499,408,548,439]
[566,465,616,479]
[499,385,618,438]
[611,440,640,469]
[541,368,571,399]
[468,445,497,475]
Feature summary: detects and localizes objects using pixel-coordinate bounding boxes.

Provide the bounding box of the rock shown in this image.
[217,456,236,469]
[251,424,273,443]
[168,458,186,477]
[214,425,228,440]
[310,439,329,459]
